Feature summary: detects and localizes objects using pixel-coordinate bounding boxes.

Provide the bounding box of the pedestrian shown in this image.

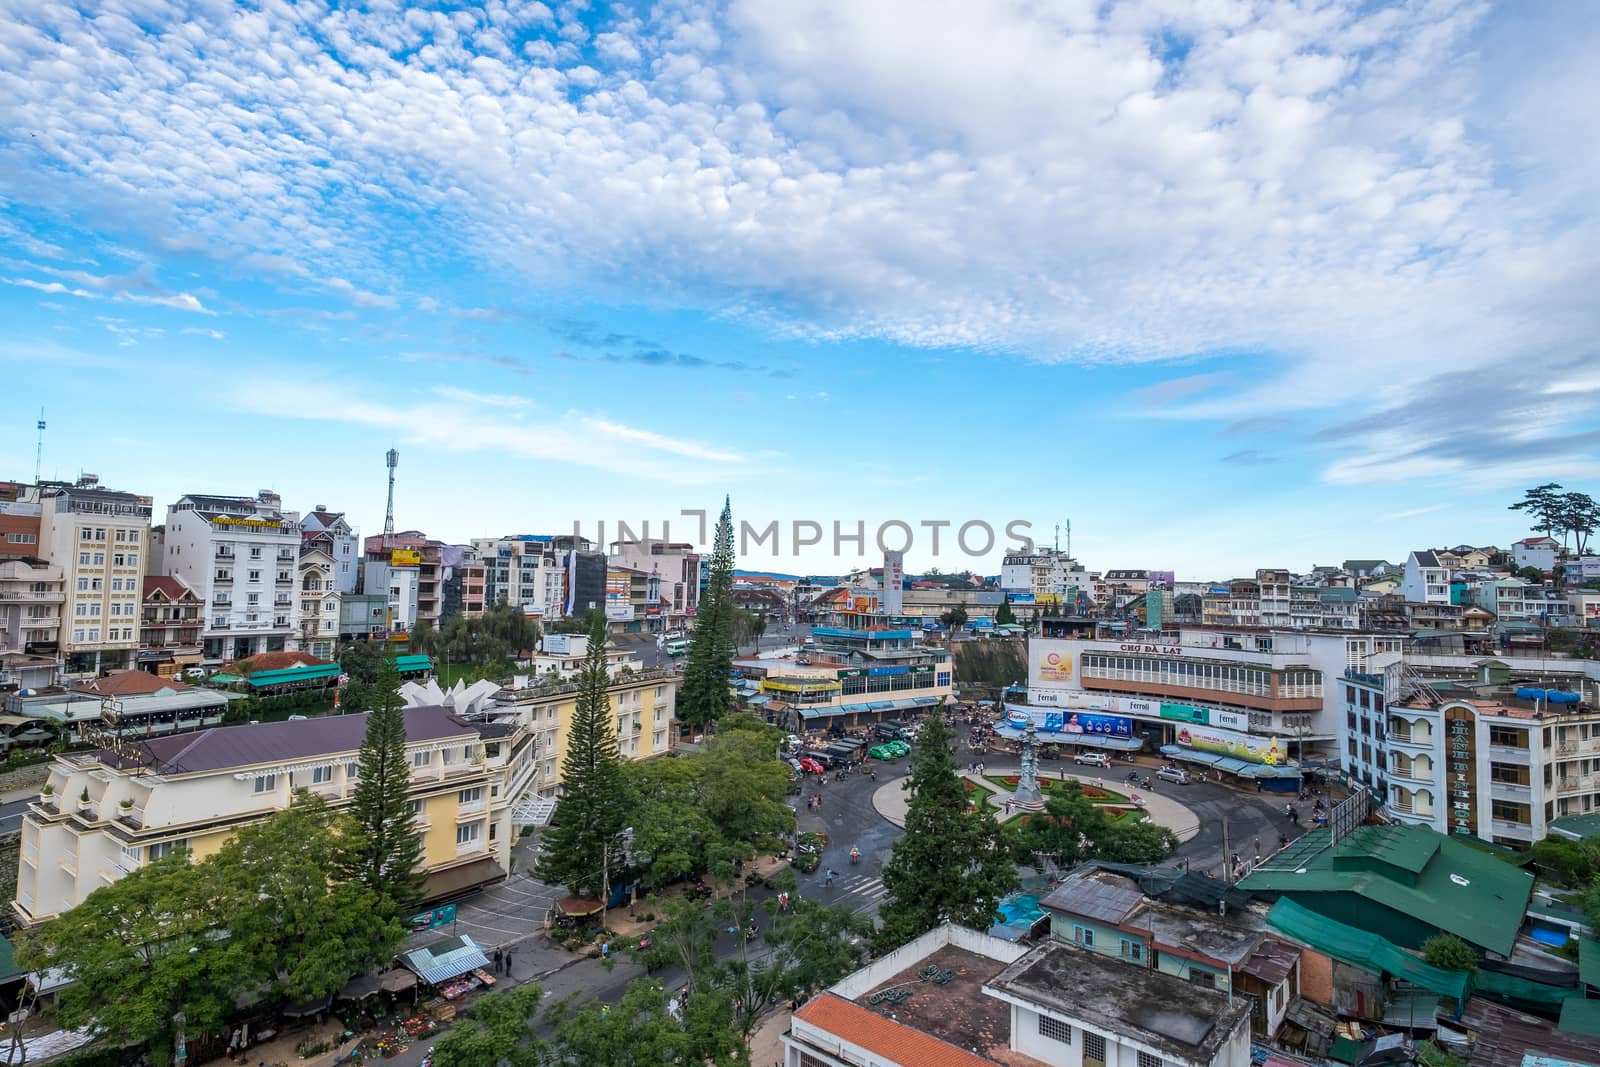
[1005,799,1012,814]
[505,946,515,976]
[493,947,504,974]
[601,941,610,960]
[1256,779,1263,792]
[1252,836,1260,853]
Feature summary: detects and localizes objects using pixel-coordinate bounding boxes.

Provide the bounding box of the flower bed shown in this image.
[963,779,997,810]
[982,775,1129,805]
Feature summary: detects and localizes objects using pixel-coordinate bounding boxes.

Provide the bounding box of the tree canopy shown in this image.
[340,651,424,913]
[415,603,542,665]
[679,498,737,729]
[876,709,1018,950]
[1003,781,1176,871]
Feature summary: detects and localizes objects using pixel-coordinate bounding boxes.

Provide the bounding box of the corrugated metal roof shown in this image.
[1040,876,1143,926]
[245,663,342,687]
[401,935,490,985]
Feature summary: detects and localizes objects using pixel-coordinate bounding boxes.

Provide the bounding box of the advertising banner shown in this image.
[1122,698,1159,717]
[1036,647,1075,683]
[1210,709,1252,732]
[391,548,422,567]
[1148,571,1176,591]
[1006,706,1133,738]
[1160,702,1209,724]
[604,603,635,621]
[1174,723,1285,765]
[409,903,457,930]
[1008,593,1036,603]
[1028,687,1065,707]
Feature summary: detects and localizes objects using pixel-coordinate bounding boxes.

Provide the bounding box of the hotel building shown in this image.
[39,478,154,675]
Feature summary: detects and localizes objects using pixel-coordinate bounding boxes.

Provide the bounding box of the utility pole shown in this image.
[383,448,399,536]
[34,409,45,485]
[1221,815,1231,884]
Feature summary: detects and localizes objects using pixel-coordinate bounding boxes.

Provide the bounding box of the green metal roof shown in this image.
[1580,941,1600,990]
[1266,898,1471,1003]
[394,655,433,672]
[1560,996,1600,1037]
[208,672,243,684]
[1552,814,1600,841]
[1238,825,1535,957]
[245,663,343,688]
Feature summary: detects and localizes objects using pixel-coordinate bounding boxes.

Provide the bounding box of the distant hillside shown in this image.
[951,638,1027,695]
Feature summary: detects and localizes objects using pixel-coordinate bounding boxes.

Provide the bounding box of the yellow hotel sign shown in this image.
[391,549,422,566]
[212,515,284,529]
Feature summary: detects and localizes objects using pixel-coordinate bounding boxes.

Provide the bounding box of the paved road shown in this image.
[0,799,30,836]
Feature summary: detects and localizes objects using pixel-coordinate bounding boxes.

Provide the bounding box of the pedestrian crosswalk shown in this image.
[828,874,888,904]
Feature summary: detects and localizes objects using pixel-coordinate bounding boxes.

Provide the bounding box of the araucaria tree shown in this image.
[876,708,1018,951]
[538,614,629,899]
[341,652,425,914]
[680,497,737,729]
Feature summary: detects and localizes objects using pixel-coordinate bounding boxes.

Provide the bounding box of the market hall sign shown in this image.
[1118,644,1182,655]
[1444,704,1478,838]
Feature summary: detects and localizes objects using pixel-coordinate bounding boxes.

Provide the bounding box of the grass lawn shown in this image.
[434,660,516,690]
[1012,807,1146,828]
[963,778,998,810]
[982,775,1130,805]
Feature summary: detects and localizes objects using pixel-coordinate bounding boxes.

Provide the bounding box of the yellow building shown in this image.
[487,669,679,799]
[15,704,537,925]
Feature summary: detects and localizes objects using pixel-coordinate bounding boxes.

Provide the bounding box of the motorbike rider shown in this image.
[850,845,860,864]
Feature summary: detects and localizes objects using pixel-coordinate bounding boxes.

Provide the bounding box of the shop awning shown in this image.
[337,972,385,1001]
[420,857,504,903]
[913,696,940,706]
[401,935,491,986]
[394,654,434,673]
[556,895,606,917]
[246,663,342,688]
[747,696,770,706]
[868,701,895,710]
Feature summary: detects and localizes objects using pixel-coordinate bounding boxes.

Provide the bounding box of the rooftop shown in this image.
[70,671,190,698]
[846,944,1025,1064]
[1460,995,1600,1067]
[987,940,1250,1063]
[142,575,198,600]
[94,704,475,775]
[1237,824,1534,956]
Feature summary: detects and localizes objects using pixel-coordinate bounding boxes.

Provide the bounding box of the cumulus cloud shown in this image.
[0,0,1596,481]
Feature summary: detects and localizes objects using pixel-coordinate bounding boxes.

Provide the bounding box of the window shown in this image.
[248,570,262,582]
[459,787,484,805]
[246,592,260,605]
[1083,1032,1106,1064]
[1120,938,1144,962]
[74,603,87,617]
[1071,925,1094,947]
[113,553,125,567]
[80,526,93,540]
[1489,726,1528,748]
[310,765,334,785]
[92,552,104,565]
[1138,1053,1163,1067]
[90,577,102,591]
[249,547,262,559]
[456,822,482,846]
[79,552,90,565]
[253,773,277,794]
[1188,970,1216,989]
[8,532,37,544]
[406,799,425,817]
[95,528,105,540]
[346,762,359,779]
[115,529,125,541]
[148,839,188,861]
[412,751,432,768]
[1037,1015,1072,1044]
[128,530,140,543]
[87,627,100,641]
[72,628,85,642]
[76,577,88,591]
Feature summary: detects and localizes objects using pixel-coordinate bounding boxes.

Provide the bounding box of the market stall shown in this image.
[399,936,495,1002]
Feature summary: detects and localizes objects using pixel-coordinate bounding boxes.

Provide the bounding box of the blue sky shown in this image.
[2,0,1597,579]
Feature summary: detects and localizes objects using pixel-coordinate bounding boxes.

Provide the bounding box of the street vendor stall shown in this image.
[400,935,495,1002]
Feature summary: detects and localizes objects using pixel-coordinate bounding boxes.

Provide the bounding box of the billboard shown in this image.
[1008,593,1036,604]
[605,603,635,622]
[1173,723,1284,765]
[391,548,421,567]
[1006,706,1133,738]
[1148,571,1175,591]
[883,550,904,613]
[1036,647,1074,683]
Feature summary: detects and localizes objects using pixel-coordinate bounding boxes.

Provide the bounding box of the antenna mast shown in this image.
[1065,519,1071,558]
[383,448,399,536]
[34,409,45,485]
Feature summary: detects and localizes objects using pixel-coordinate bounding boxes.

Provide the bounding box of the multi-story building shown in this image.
[608,539,699,630]
[0,482,42,561]
[473,536,575,621]
[1512,536,1561,574]
[299,505,360,593]
[783,920,1252,1067]
[1256,568,1291,628]
[529,633,641,679]
[1400,550,1452,605]
[485,670,678,799]
[605,565,662,630]
[1000,550,1095,610]
[1102,569,1150,608]
[1466,577,1536,623]
[457,546,487,617]
[0,558,64,664]
[362,556,419,636]
[1339,649,1600,845]
[138,576,203,679]
[339,593,387,642]
[39,477,153,675]
[1563,556,1600,587]
[365,533,442,630]
[741,621,953,734]
[297,546,339,659]
[14,704,533,925]
[161,491,301,663]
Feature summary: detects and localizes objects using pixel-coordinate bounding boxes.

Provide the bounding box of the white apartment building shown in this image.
[471,536,570,619]
[1340,650,1600,846]
[784,923,1252,1067]
[299,505,360,593]
[0,558,64,662]
[361,560,419,635]
[160,491,302,663]
[1467,578,1536,622]
[608,539,700,628]
[1256,569,1292,628]
[530,633,641,679]
[1400,551,1452,605]
[39,478,153,675]
[1000,550,1096,607]
[297,546,339,659]
[1512,536,1560,573]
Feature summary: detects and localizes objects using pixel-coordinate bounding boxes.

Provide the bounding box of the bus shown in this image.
[666,640,690,657]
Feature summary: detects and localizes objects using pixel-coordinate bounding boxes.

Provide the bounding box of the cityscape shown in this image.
[4,1,1600,1066]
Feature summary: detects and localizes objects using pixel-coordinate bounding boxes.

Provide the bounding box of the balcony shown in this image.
[1488,745,1531,765]
[1491,818,1535,840]
[213,574,233,585]
[0,589,65,604]
[1559,775,1598,795]
[215,547,234,559]
[1490,780,1533,803]
[1388,764,1435,786]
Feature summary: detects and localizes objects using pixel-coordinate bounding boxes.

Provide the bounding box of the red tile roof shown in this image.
[71,670,190,697]
[223,650,334,673]
[142,575,198,601]
[793,995,996,1067]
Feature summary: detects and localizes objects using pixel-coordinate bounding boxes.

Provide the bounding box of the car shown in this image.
[886,739,911,757]
[874,721,909,741]
[783,734,804,749]
[868,743,902,760]
[1156,767,1190,785]
[1073,751,1112,767]
[182,666,208,679]
[798,757,825,775]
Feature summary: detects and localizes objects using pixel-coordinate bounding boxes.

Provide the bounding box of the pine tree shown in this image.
[875,709,1018,951]
[679,497,736,729]
[537,614,628,898]
[341,652,424,914]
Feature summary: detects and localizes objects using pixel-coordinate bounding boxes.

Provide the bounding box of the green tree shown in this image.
[1510,483,1565,539]
[340,652,424,913]
[551,978,743,1067]
[218,792,406,1002]
[431,983,551,1067]
[15,851,249,1060]
[679,498,737,729]
[995,600,1017,625]
[719,896,870,1042]
[549,608,606,637]
[1517,566,1545,582]
[338,638,385,684]
[1560,491,1599,556]
[1530,836,1600,887]
[538,614,629,899]
[876,709,1018,950]
[1421,932,1478,972]
[940,605,968,631]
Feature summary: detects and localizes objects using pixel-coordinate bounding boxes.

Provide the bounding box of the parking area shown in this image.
[408,838,562,952]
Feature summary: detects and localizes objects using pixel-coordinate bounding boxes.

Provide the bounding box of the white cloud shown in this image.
[1,0,1596,478]
[181,327,226,340]
[432,385,528,408]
